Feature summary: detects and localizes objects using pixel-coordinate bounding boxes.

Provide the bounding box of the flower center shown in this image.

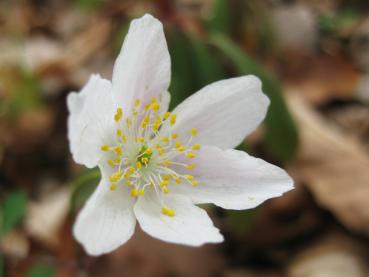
[100,97,200,217]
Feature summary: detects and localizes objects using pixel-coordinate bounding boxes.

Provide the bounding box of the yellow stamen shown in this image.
[130,188,139,197]
[134,99,141,107]
[114,146,123,156]
[170,114,177,125]
[114,107,123,122]
[192,143,200,151]
[185,175,194,180]
[191,128,197,137]
[136,161,142,170]
[163,112,171,119]
[110,183,118,191]
[191,181,198,187]
[185,164,195,170]
[162,186,169,194]
[151,102,160,111]
[100,145,110,151]
[163,160,170,166]
[162,207,175,217]
[186,151,195,159]
[171,133,178,139]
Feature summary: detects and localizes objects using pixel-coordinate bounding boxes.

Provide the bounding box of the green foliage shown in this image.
[167,29,226,109]
[207,0,232,35]
[1,191,27,236]
[210,32,298,162]
[73,0,104,11]
[225,209,257,235]
[70,169,100,212]
[27,264,55,277]
[0,70,42,118]
[318,9,359,33]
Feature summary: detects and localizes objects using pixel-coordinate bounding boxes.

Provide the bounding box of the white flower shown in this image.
[67,14,293,256]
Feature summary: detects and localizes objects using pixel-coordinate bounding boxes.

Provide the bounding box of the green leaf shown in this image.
[225,209,257,235]
[1,191,27,235]
[210,32,298,161]
[70,169,100,212]
[207,0,231,34]
[188,35,225,87]
[27,264,55,277]
[73,0,103,11]
[167,29,199,109]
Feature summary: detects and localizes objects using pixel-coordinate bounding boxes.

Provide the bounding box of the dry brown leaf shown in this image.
[25,187,70,248]
[282,54,359,105]
[287,94,369,235]
[288,231,369,277]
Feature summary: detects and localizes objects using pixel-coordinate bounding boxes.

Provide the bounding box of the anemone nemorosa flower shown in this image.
[67,14,293,256]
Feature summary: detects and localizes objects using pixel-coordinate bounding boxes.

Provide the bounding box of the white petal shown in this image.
[67,74,116,168]
[73,169,136,256]
[134,192,223,246]
[172,146,293,210]
[161,75,269,149]
[159,90,171,116]
[112,14,171,114]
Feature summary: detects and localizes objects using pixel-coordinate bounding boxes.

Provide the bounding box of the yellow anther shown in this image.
[158,148,165,156]
[134,99,141,107]
[151,97,157,103]
[136,137,145,143]
[160,136,169,143]
[133,109,139,116]
[126,118,132,128]
[163,112,171,119]
[186,151,195,159]
[185,175,194,180]
[185,164,196,170]
[162,174,172,181]
[163,160,170,167]
[141,157,149,165]
[160,180,169,187]
[114,146,123,156]
[153,124,160,132]
[171,133,178,139]
[162,207,175,217]
[191,128,197,137]
[174,177,182,184]
[130,188,139,197]
[138,189,145,196]
[175,141,182,148]
[125,180,133,186]
[151,102,160,111]
[144,104,151,110]
[116,129,122,137]
[110,183,118,191]
[191,181,198,187]
[136,161,142,170]
[170,114,177,125]
[109,171,121,182]
[114,107,123,122]
[145,147,153,155]
[192,143,200,151]
[100,145,110,151]
[120,135,127,143]
[162,186,169,194]
[177,146,185,152]
[108,159,115,167]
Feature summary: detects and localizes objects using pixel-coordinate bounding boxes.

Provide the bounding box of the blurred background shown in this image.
[1,0,369,276]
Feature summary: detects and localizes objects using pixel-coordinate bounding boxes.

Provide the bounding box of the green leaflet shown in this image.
[70,169,100,212]
[1,191,27,236]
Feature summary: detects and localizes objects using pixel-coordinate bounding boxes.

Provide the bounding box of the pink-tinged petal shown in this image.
[73,168,136,256]
[112,14,171,114]
[67,74,116,168]
[160,75,269,149]
[134,192,223,246]
[172,146,293,210]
